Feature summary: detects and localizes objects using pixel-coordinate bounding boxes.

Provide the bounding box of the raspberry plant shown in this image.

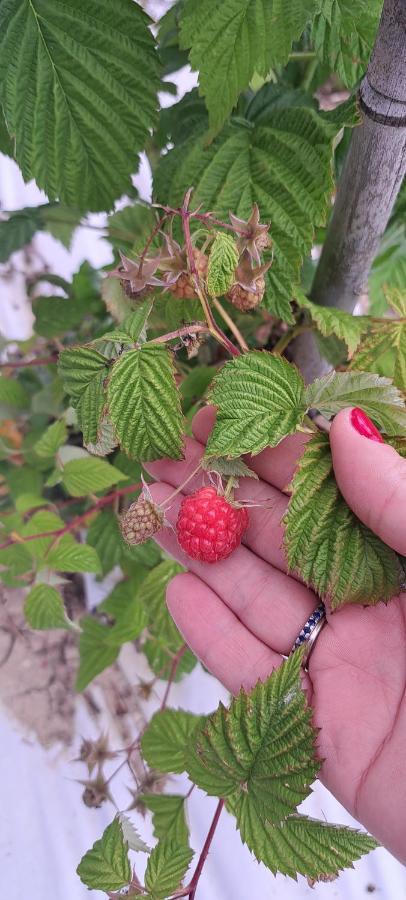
[0,0,405,896]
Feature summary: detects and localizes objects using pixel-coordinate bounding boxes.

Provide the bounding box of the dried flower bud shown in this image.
[120,497,164,545]
[227,276,266,312]
[81,774,112,808]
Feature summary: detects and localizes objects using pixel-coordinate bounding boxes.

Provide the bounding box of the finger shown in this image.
[330,408,406,555]
[151,482,317,655]
[192,406,310,491]
[167,573,281,694]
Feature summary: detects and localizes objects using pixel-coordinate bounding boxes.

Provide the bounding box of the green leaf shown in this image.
[227,795,379,879]
[0,376,29,411]
[180,0,319,134]
[312,0,381,88]
[0,0,159,212]
[206,232,239,297]
[0,208,39,262]
[142,710,204,774]
[46,541,101,575]
[15,494,46,513]
[201,456,259,479]
[84,414,118,457]
[97,299,154,346]
[387,287,406,318]
[179,365,215,413]
[58,346,110,444]
[245,83,317,124]
[0,543,33,584]
[143,795,189,846]
[75,617,120,691]
[87,508,124,576]
[34,420,67,458]
[304,371,406,434]
[77,816,131,891]
[295,290,370,354]
[140,561,196,680]
[117,812,150,853]
[154,110,338,322]
[0,105,13,157]
[205,351,305,458]
[24,583,72,630]
[107,346,184,461]
[61,458,127,497]
[187,652,319,822]
[100,577,147,646]
[284,434,402,609]
[5,465,43,499]
[349,318,406,395]
[144,839,193,900]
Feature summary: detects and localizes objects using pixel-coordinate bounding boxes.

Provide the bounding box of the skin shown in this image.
[146,406,406,862]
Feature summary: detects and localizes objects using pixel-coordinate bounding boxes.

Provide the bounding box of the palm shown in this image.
[147,407,406,861]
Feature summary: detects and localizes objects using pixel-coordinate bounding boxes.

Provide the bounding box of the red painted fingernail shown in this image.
[350,407,384,443]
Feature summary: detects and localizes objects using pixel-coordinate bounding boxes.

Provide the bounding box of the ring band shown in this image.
[291,602,326,666]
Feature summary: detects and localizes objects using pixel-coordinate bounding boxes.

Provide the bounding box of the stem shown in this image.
[138,212,168,276]
[0,482,141,551]
[172,800,224,898]
[159,644,187,710]
[0,355,58,369]
[289,51,317,61]
[161,462,203,506]
[150,324,210,345]
[291,0,406,382]
[272,324,314,355]
[212,298,249,352]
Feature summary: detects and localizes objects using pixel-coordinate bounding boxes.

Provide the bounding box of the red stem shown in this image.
[0,355,58,369]
[159,643,187,710]
[173,799,225,898]
[0,482,141,550]
[138,212,168,276]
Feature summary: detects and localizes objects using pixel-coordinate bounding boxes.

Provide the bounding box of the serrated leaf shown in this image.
[305,371,406,434]
[179,365,215,413]
[15,494,46,513]
[101,577,147,646]
[284,434,402,608]
[180,0,319,134]
[227,794,378,879]
[75,617,120,691]
[142,710,204,774]
[350,321,406,395]
[61,458,127,497]
[140,561,196,680]
[34,420,67,458]
[24,583,72,631]
[58,347,110,444]
[5,465,43,499]
[0,376,29,411]
[187,652,319,822]
[143,795,189,846]
[206,232,239,297]
[201,456,258,479]
[387,287,406,318]
[84,413,118,457]
[87,508,125,576]
[77,817,131,891]
[96,299,154,346]
[46,541,101,575]
[117,813,150,853]
[0,208,40,262]
[0,105,13,157]
[107,346,184,461]
[0,0,159,212]
[0,543,33,584]
[154,110,338,322]
[205,351,305,458]
[295,290,370,354]
[144,839,193,900]
[313,0,381,88]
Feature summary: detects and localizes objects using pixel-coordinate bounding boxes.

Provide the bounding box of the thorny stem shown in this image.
[212,298,249,352]
[171,799,225,899]
[0,482,142,551]
[180,196,240,358]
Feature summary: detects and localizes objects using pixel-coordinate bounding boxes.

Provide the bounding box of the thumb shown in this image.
[330,407,406,556]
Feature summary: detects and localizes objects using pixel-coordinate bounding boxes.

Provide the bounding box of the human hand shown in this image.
[146,406,406,862]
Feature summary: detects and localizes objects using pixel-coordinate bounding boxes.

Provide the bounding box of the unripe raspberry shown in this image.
[165,248,208,300]
[227,276,265,312]
[176,486,249,563]
[120,497,164,545]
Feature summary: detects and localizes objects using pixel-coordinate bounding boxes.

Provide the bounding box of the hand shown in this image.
[146,406,406,862]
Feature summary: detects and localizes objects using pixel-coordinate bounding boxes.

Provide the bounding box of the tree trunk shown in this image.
[291,0,406,382]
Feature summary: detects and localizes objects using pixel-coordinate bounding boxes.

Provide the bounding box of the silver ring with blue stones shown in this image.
[291,602,326,667]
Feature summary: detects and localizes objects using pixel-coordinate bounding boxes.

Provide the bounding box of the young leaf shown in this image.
[304,371,406,434]
[205,351,305,458]
[61,458,127,497]
[107,346,184,461]
[155,109,338,322]
[77,816,131,891]
[284,434,402,608]
[227,795,379,879]
[206,232,239,297]
[180,0,319,134]
[143,795,189,847]
[187,652,319,823]
[312,0,381,88]
[295,290,370,354]
[95,299,154,346]
[117,813,150,853]
[58,346,109,445]
[24,583,72,631]
[201,456,259,480]
[75,618,120,691]
[144,839,193,900]
[0,0,159,212]
[142,710,204,774]
[34,420,67,458]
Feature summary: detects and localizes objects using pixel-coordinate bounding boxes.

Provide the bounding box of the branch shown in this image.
[290,0,406,382]
[159,643,188,710]
[0,355,58,368]
[172,799,224,899]
[0,482,141,550]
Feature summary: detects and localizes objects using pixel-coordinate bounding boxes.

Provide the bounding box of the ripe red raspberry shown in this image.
[176,486,249,563]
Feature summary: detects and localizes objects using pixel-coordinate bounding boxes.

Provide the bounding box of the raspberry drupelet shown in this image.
[176,486,249,563]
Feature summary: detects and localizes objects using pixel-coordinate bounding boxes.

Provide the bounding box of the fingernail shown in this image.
[350,407,384,443]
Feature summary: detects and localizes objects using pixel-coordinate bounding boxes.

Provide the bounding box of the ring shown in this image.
[290,602,326,666]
